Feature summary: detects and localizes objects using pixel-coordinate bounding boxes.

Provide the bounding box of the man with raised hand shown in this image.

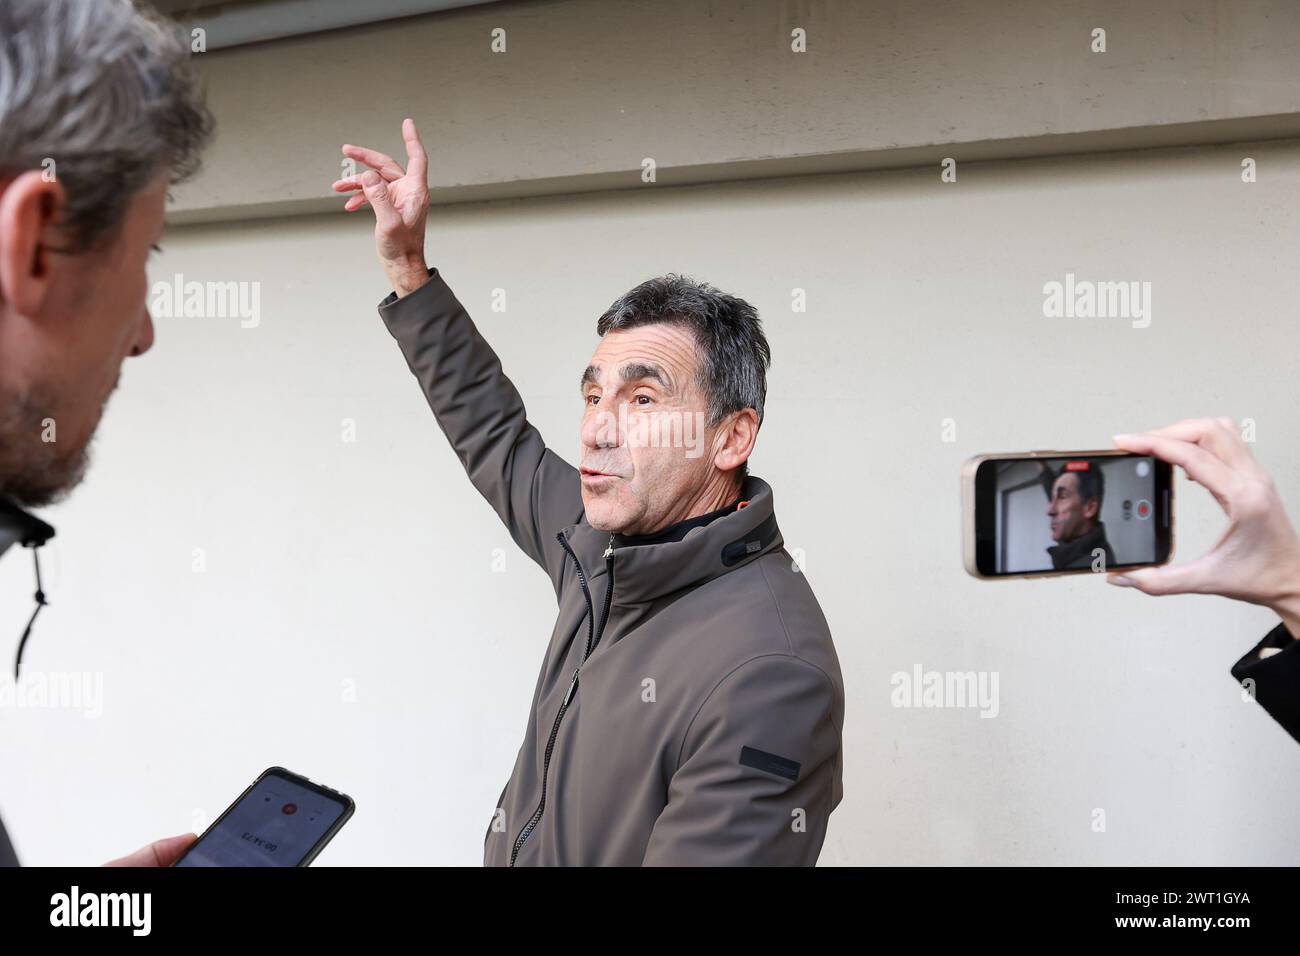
[335,120,844,865]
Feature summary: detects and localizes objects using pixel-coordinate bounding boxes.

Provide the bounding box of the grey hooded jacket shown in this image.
[379,269,845,865]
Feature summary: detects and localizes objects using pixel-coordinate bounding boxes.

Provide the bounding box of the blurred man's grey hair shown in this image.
[0,0,213,252]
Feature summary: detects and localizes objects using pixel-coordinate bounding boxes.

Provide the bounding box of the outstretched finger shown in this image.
[332,176,370,193]
[1145,417,1254,471]
[402,118,428,182]
[341,144,405,181]
[1113,432,1238,508]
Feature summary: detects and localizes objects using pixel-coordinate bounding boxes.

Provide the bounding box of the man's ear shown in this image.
[712,408,759,474]
[0,170,65,317]
[1084,498,1100,520]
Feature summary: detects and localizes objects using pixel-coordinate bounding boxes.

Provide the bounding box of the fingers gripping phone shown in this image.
[963,450,1174,579]
[174,767,354,867]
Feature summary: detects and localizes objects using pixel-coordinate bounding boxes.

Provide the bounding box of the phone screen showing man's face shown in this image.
[979,454,1170,575]
[175,772,350,867]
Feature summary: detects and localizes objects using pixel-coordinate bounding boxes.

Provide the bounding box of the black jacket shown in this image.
[1046,521,1116,571]
[0,816,16,867]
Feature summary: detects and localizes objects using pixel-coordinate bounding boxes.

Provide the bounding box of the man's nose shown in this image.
[130,307,155,357]
[580,403,620,449]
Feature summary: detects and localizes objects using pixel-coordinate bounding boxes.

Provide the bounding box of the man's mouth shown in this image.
[580,466,622,481]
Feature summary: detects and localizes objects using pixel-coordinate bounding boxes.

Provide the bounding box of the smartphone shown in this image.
[174,767,354,867]
[963,450,1174,579]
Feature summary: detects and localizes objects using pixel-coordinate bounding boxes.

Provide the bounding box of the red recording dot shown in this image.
[282,803,298,815]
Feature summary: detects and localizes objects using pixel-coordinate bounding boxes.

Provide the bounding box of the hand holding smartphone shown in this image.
[174,767,354,867]
[1107,420,1300,635]
[963,450,1174,578]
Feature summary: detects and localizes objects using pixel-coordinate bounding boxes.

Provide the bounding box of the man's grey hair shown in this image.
[1071,465,1105,510]
[596,275,771,445]
[0,0,213,252]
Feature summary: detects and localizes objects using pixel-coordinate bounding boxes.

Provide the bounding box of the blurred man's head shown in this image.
[0,0,211,507]
[579,275,768,535]
[1047,467,1104,543]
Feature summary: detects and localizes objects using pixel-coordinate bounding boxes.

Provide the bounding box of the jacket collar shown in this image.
[1047,520,1108,568]
[560,475,784,608]
[0,496,55,559]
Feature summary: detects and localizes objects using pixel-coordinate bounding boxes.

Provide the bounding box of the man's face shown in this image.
[578,322,721,535]
[0,172,163,505]
[1047,472,1098,543]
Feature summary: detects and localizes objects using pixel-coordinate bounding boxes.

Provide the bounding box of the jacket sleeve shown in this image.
[0,814,18,867]
[642,655,842,866]
[378,268,583,586]
[1231,622,1300,744]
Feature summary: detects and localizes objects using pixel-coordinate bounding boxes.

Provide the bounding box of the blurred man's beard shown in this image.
[0,386,94,508]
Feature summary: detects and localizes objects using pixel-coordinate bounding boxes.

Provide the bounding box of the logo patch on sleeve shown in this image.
[739,746,800,781]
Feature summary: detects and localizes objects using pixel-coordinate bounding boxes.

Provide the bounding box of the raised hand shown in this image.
[333,118,431,296]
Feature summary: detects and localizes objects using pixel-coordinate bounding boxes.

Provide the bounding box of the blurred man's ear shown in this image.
[0,170,64,318]
[1084,498,1100,519]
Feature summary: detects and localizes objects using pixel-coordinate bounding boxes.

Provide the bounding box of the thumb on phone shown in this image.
[103,832,197,868]
[1107,560,1207,596]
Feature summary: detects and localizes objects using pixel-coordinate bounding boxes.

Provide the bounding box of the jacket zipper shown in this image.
[509,531,615,866]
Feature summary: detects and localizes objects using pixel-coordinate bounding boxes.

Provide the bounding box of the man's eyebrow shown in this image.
[581,362,671,391]
[619,362,669,389]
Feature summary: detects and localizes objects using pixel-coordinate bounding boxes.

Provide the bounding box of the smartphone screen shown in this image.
[174,767,354,867]
[973,453,1173,577]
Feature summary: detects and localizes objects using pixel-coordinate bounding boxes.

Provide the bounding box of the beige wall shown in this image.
[173,0,1300,221]
[2,0,1299,865]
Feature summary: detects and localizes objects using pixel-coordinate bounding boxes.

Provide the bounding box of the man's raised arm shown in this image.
[334,119,582,581]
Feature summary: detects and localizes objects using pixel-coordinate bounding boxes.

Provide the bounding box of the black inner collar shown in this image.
[613,497,743,548]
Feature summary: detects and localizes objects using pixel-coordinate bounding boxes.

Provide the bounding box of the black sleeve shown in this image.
[1231,622,1300,744]
[0,814,18,867]
[377,268,582,593]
